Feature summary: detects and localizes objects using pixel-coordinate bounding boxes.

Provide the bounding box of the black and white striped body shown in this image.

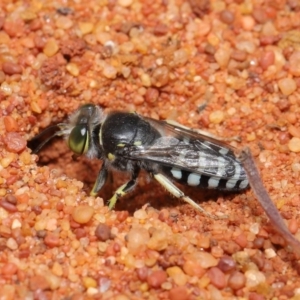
[157,138,249,191]
[127,117,249,191]
[161,162,248,191]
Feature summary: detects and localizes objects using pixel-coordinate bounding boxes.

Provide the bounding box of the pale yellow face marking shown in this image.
[134,141,142,146]
[108,153,115,161]
[117,143,125,147]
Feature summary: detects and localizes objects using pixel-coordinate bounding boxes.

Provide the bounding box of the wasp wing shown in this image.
[127,118,246,181]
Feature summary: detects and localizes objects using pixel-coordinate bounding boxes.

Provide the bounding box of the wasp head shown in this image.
[29,104,104,159]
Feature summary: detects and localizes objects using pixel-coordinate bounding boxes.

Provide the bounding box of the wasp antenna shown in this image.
[28,124,65,154]
[238,147,300,252]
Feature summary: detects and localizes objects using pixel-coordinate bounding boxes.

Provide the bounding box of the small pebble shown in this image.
[245,269,266,288]
[6,238,18,250]
[217,255,236,273]
[214,47,231,68]
[234,233,248,248]
[43,38,59,57]
[72,205,94,224]
[11,219,22,229]
[249,223,260,235]
[116,211,129,222]
[278,78,297,96]
[197,235,210,249]
[207,267,226,289]
[133,209,148,219]
[5,195,17,204]
[228,271,246,290]
[47,272,60,290]
[0,200,18,212]
[231,50,247,62]
[241,16,255,31]
[137,267,149,281]
[78,22,94,35]
[140,73,152,87]
[253,237,265,249]
[169,286,189,300]
[147,229,168,251]
[147,270,167,288]
[4,116,18,132]
[264,248,276,259]
[55,16,73,29]
[118,0,133,7]
[102,64,117,79]
[288,125,300,138]
[52,262,63,277]
[153,23,168,36]
[192,251,218,269]
[152,66,169,87]
[46,218,58,231]
[126,227,150,254]
[21,9,37,21]
[209,110,224,124]
[173,49,188,67]
[289,51,300,76]
[220,10,235,24]
[2,263,18,277]
[29,275,50,291]
[44,233,60,248]
[249,292,266,300]
[31,101,42,114]
[145,88,159,104]
[288,218,298,234]
[211,246,223,258]
[1,82,13,96]
[260,51,275,70]
[83,277,97,288]
[182,259,205,277]
[0,224,11,237]
[115,295,130,300]
[4,132,27,153]
[288,137,300,152]
[66,63,80,76]
[95,223,111,241]
[252,8,267,24]
[166,266,187,286]
[2,61,22,75]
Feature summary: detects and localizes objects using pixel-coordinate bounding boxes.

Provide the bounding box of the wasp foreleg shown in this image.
[90,164,108,196]
[108,167,140,209]
[153,173,227,220]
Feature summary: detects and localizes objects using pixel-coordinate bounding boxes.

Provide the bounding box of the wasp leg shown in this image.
[90,165,108,196]
[108,167,140,210]
[153,173,227,220]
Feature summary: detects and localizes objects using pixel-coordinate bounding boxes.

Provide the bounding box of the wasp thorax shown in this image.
[68,124,89,155]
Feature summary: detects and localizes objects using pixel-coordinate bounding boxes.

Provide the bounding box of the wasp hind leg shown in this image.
[107,167,140,210]
[153,173,227,220]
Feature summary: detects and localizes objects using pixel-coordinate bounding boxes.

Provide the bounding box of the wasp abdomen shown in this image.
[163,167,249,191]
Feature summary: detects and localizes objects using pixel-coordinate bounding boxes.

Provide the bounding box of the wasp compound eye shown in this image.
[68,125,89,155]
